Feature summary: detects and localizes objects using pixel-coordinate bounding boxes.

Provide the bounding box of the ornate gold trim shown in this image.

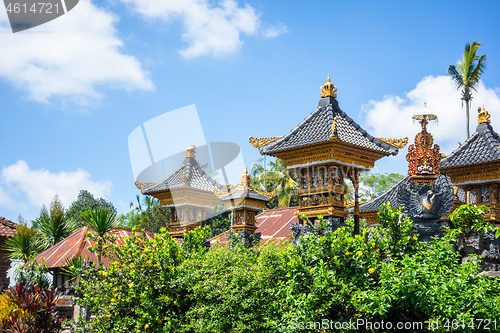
[214,166,276,199]
[185,144,196,158]
[320,74,337,98]
[376,137,409,148]
[331,116,338,137]
[134,180,157,189]
[478,105,491,124]
[249,136,281,148]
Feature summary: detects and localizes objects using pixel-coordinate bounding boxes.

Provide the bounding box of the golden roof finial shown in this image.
[240,166,252,187]
[320,74,337,98]
[478,105,491,124]
[185,144,196,158]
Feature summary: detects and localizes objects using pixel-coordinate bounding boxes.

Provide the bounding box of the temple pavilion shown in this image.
[250,75,406,233]
[136,145,224,237]
[216,167,274,236]
[440,106,500,223]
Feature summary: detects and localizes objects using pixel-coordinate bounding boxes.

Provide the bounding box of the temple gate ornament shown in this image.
[406,113,442,186]
[397,112,455,241]
[250,75,400,234]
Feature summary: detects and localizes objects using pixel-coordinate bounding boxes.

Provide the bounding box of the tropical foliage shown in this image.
[32,195,78,250]
[66,190,116,225]
[251,157,298,208]
[448,41,487,139]
[73,203,500,333]
[120,194,171,233]
[0,284,65,333]
[449,203,500,237]
[81,208,119,265]
[359,172,404,201]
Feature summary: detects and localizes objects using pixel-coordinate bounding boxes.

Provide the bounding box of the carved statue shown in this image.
[397,176,455,241]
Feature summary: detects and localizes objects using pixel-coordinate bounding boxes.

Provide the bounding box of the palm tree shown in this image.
[82,208,119,265]
[448,41,487,139]
[4,224,42,262]
[252,158,298,208]
[32,195,78,250]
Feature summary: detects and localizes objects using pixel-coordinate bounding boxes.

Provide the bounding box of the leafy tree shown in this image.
[82,208,119,265]
[359,172,404,201]
[204,202,231,237]
[448,41,487,139]
[251,158,298,208]
[32,195,78,250]
[4,224,42,262]
[119,194,171,233]
[66,190,116,226]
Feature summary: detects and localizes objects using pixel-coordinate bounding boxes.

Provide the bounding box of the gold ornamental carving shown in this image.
[320,74,337,98]
[185,144,196,158]
[134,180,156,190]
[376,137,409,149]
[407,113,441,185]
[214,166,276,198]
[478,105,491,124]
[249,136,282,148]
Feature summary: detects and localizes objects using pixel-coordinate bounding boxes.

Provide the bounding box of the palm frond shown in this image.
[82,208,119,237]
[447,65,464,89]
[4,225,42,262]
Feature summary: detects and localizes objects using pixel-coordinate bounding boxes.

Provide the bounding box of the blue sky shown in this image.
[2,0,500,221]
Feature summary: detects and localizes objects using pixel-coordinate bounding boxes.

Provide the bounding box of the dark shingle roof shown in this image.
[218,188,272,203]
[355,174,452,213]
[440,123,500,169]
[0,217,17,237]
[260,97,399,156]
[142,157,223,194]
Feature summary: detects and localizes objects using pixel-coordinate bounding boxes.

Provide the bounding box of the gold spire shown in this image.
[240,166,251,187]
[320,74,337,98]
[185,144,196,158]
[478,105,491,124]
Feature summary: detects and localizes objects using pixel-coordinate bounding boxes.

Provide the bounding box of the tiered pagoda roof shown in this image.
[440,107,500,186]
[141,146,223,195]
[441,112,500,170]
[217,167,273,205]
[258,98,399,156]
[250,75,404,170]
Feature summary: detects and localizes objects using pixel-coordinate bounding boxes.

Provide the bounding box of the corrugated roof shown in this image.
[441,122,500,169]
[0,217,17,237]
[142,157,223,194]
[207,206,298,245]
[260,97,399,156]
[35,227,154,269]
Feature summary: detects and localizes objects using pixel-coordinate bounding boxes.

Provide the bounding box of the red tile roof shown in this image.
[35,227,154,269]
[207,206,298,245]
[0,217,17,237]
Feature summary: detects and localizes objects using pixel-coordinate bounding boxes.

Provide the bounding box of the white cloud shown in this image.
[0,160,112,219]
[262,23,288,38]
[361,75,500,155]
[120,0,287,58]
[0,0,153,103]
